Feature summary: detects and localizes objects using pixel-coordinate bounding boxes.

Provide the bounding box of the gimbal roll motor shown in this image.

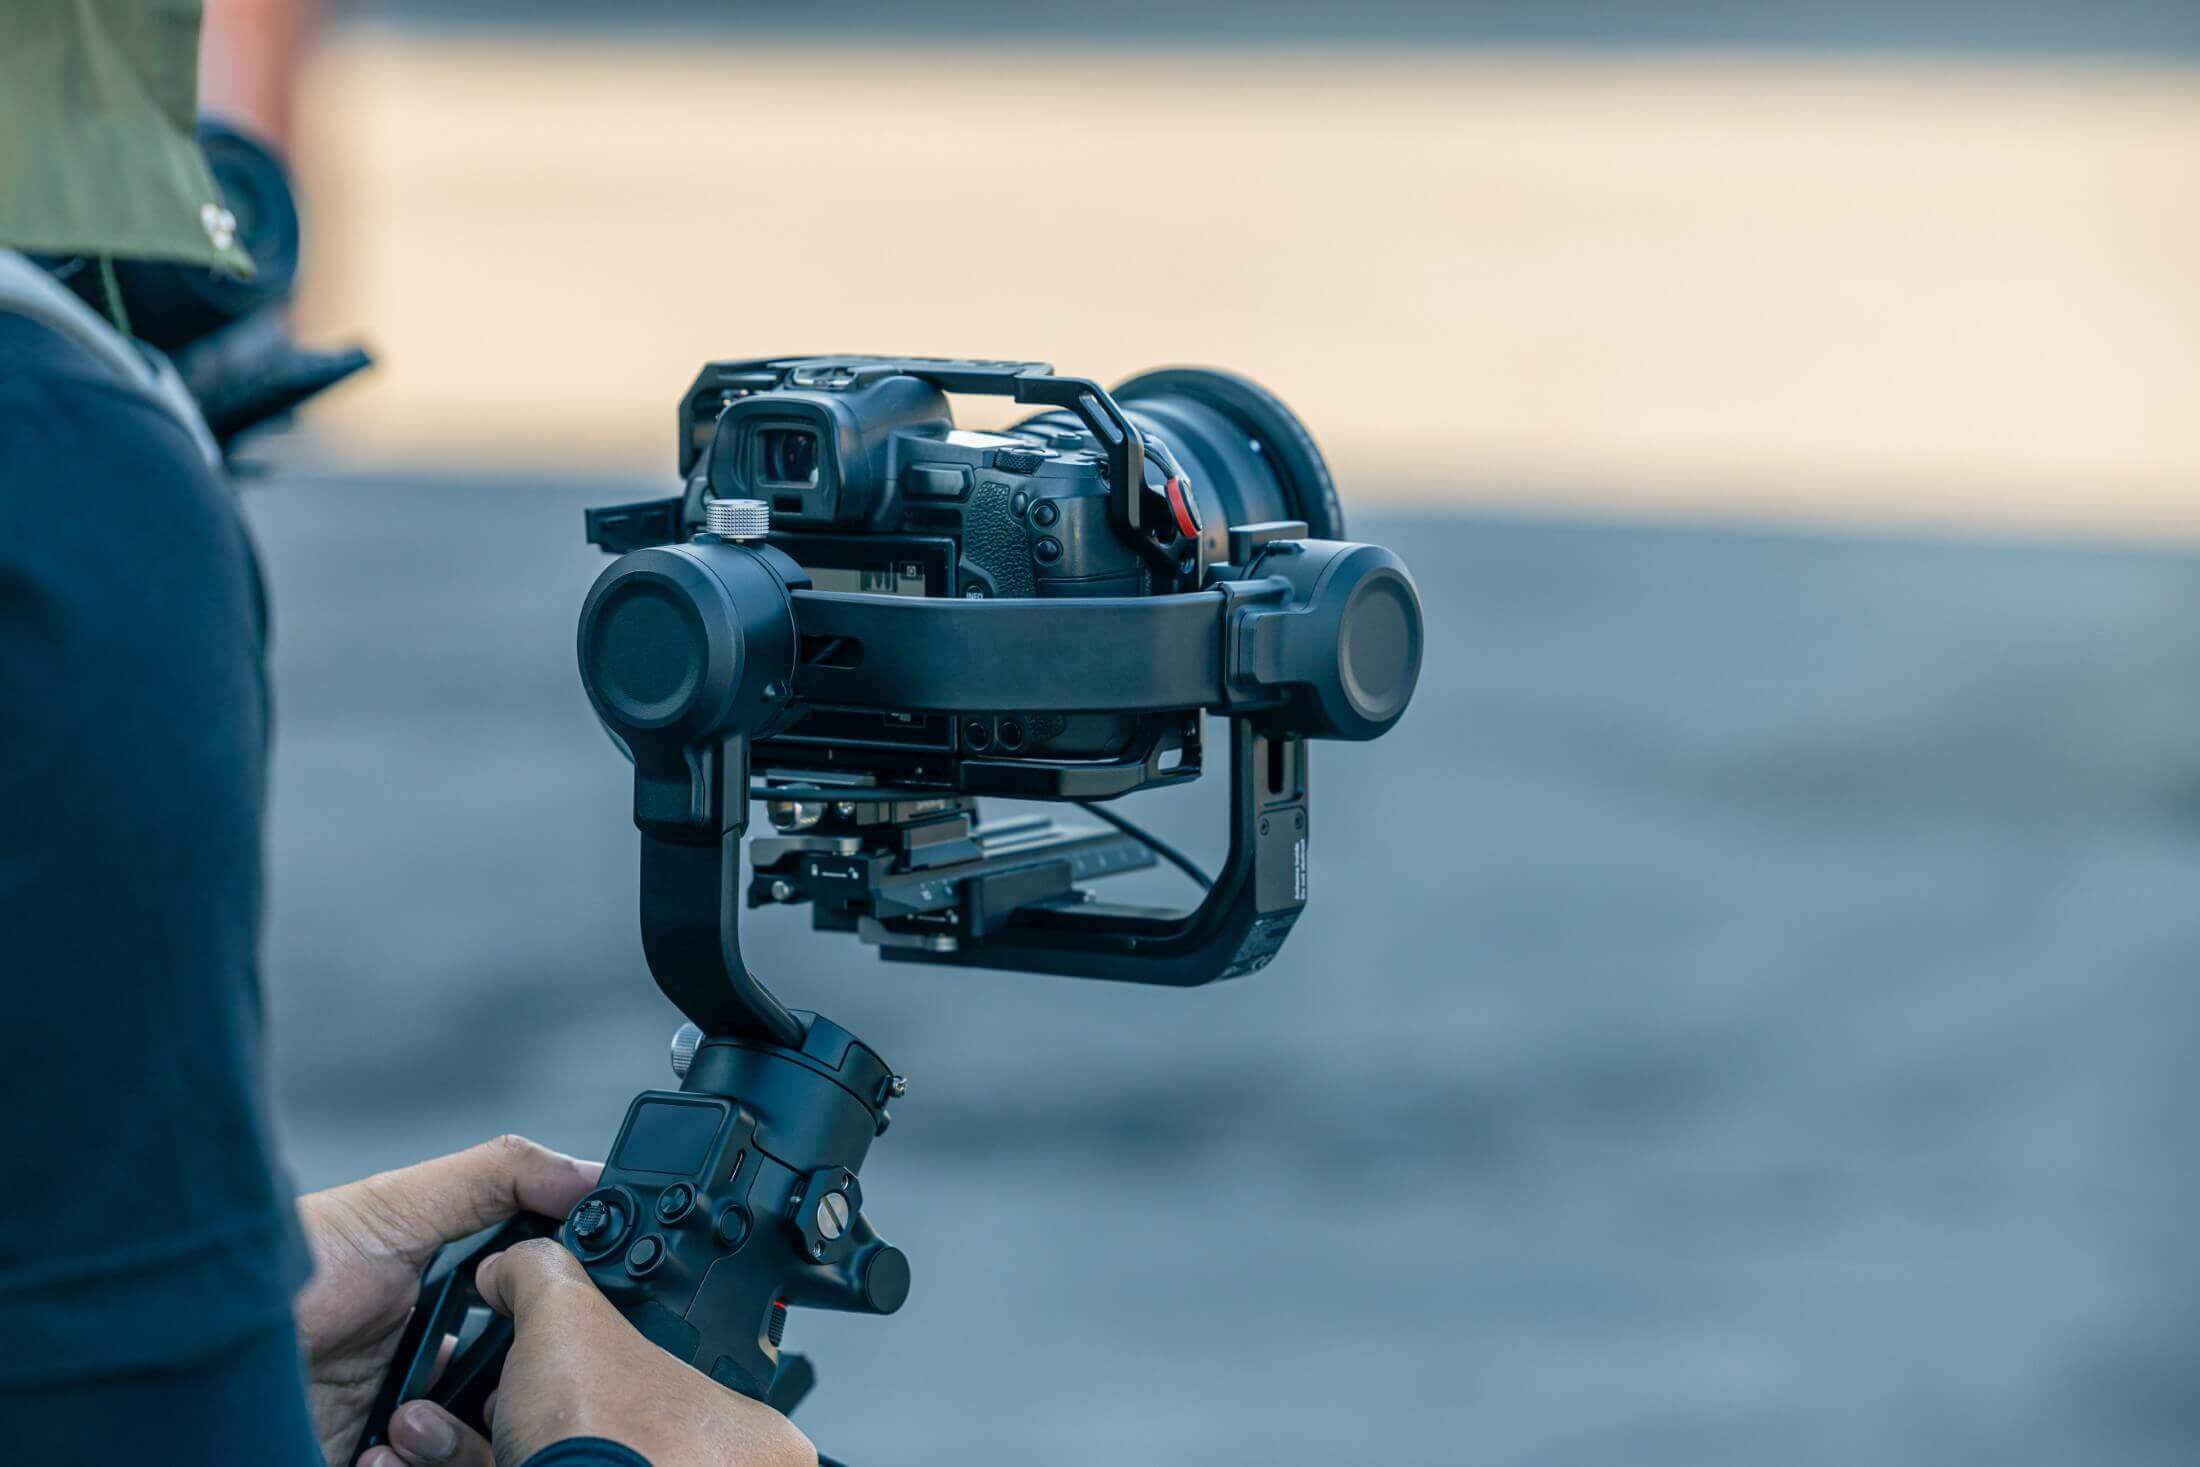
[364,359,1422,1460]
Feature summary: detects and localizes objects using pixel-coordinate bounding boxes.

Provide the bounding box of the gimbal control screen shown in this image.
[612,1097,728,1175]
[804,560,929,597]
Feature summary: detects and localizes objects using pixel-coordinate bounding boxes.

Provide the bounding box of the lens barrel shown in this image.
[1022,368,1342,569]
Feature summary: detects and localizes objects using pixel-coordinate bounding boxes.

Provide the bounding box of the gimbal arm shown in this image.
[578,522,1419,1037]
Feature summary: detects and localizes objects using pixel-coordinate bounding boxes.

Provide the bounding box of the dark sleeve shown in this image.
[520,1440,656,1467]
[0,1319,321,1462]
[0,310,311,1388]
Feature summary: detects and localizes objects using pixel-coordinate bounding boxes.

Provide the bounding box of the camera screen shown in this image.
[610,1097,727,1176]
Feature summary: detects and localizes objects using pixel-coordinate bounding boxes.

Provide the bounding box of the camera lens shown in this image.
[1014,368,1343,567]
[762,429,821,487]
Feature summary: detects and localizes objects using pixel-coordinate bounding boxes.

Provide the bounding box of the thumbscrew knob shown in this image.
[704,498,771,541]
[669,1022,703,1080]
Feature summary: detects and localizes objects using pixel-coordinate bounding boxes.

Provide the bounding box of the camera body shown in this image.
[615,356,1315,796]
[701,363,1147,598]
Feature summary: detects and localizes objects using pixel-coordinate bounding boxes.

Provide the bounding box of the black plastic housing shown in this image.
[568,1015,907,1401]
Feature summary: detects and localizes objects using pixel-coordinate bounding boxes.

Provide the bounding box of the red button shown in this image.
[1165,476,1202,540]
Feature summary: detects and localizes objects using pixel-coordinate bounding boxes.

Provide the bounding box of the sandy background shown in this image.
[290,35,2200,536]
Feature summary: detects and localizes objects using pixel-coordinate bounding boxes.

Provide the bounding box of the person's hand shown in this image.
[363,1238,816,1467]
[294,1134,601,1466]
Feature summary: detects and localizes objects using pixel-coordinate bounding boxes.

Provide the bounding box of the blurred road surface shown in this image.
[249,476,2199,1466]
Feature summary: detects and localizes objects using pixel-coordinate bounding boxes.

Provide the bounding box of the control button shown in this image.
[862,1245,912,1314]
[1031,499,1060,528]
[567,1188,635,1259]
[908,465,970,499]
[963,720,993,752]
[572,1198,614,1242]
[656,1183,695,1223]
[625,1234,666,1276]
[1165,475,1202,539]
[1009,490,1030,517]
[1033,537,1062,564]
[715,1205,751,1250]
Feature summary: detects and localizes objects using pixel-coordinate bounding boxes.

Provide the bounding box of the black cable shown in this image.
[1074,800,1214,891]
[749,783,946,803]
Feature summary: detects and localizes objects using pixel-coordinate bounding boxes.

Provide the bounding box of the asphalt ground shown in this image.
[249,475,2199,1466]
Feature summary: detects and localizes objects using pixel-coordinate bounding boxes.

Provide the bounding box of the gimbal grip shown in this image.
[355,1212,558,1453]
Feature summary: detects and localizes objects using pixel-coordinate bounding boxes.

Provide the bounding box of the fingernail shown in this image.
[393,1401,459,1461]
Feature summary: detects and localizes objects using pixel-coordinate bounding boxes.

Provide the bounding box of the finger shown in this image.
[381,1399,497,1467]
[482,1387,498,1430]
[353,1135,602,1257]
[475,1237,604,1324]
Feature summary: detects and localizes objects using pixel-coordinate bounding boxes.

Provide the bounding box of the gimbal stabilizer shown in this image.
[362,362,1423,1460]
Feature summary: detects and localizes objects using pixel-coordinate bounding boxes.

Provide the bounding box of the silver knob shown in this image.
[669,1021,703,1080]
[704,497,771,541]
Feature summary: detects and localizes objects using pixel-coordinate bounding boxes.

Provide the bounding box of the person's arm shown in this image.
[0,1321,662,1467]
[0,1321,323,1464]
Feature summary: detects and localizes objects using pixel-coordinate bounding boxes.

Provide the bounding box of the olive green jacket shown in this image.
[0,0,249,270]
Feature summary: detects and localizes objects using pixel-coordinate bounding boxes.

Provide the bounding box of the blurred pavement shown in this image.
[249,474,2200,1466]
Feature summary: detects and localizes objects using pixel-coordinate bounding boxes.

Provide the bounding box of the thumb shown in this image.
[364,1399,497,1467]
[348,1135,601,1263]
[475,1236,606,1325]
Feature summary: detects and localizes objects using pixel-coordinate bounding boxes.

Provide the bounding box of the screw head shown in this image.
[816,1192,851,1241]
[887,1074,908,1099]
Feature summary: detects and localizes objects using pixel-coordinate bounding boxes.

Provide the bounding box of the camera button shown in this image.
[656,1183,695,1223]
[1031,499,1060,528]
[1033,537,1063,564]
[624,1234,667,1276]
[1009,490,1030,517]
